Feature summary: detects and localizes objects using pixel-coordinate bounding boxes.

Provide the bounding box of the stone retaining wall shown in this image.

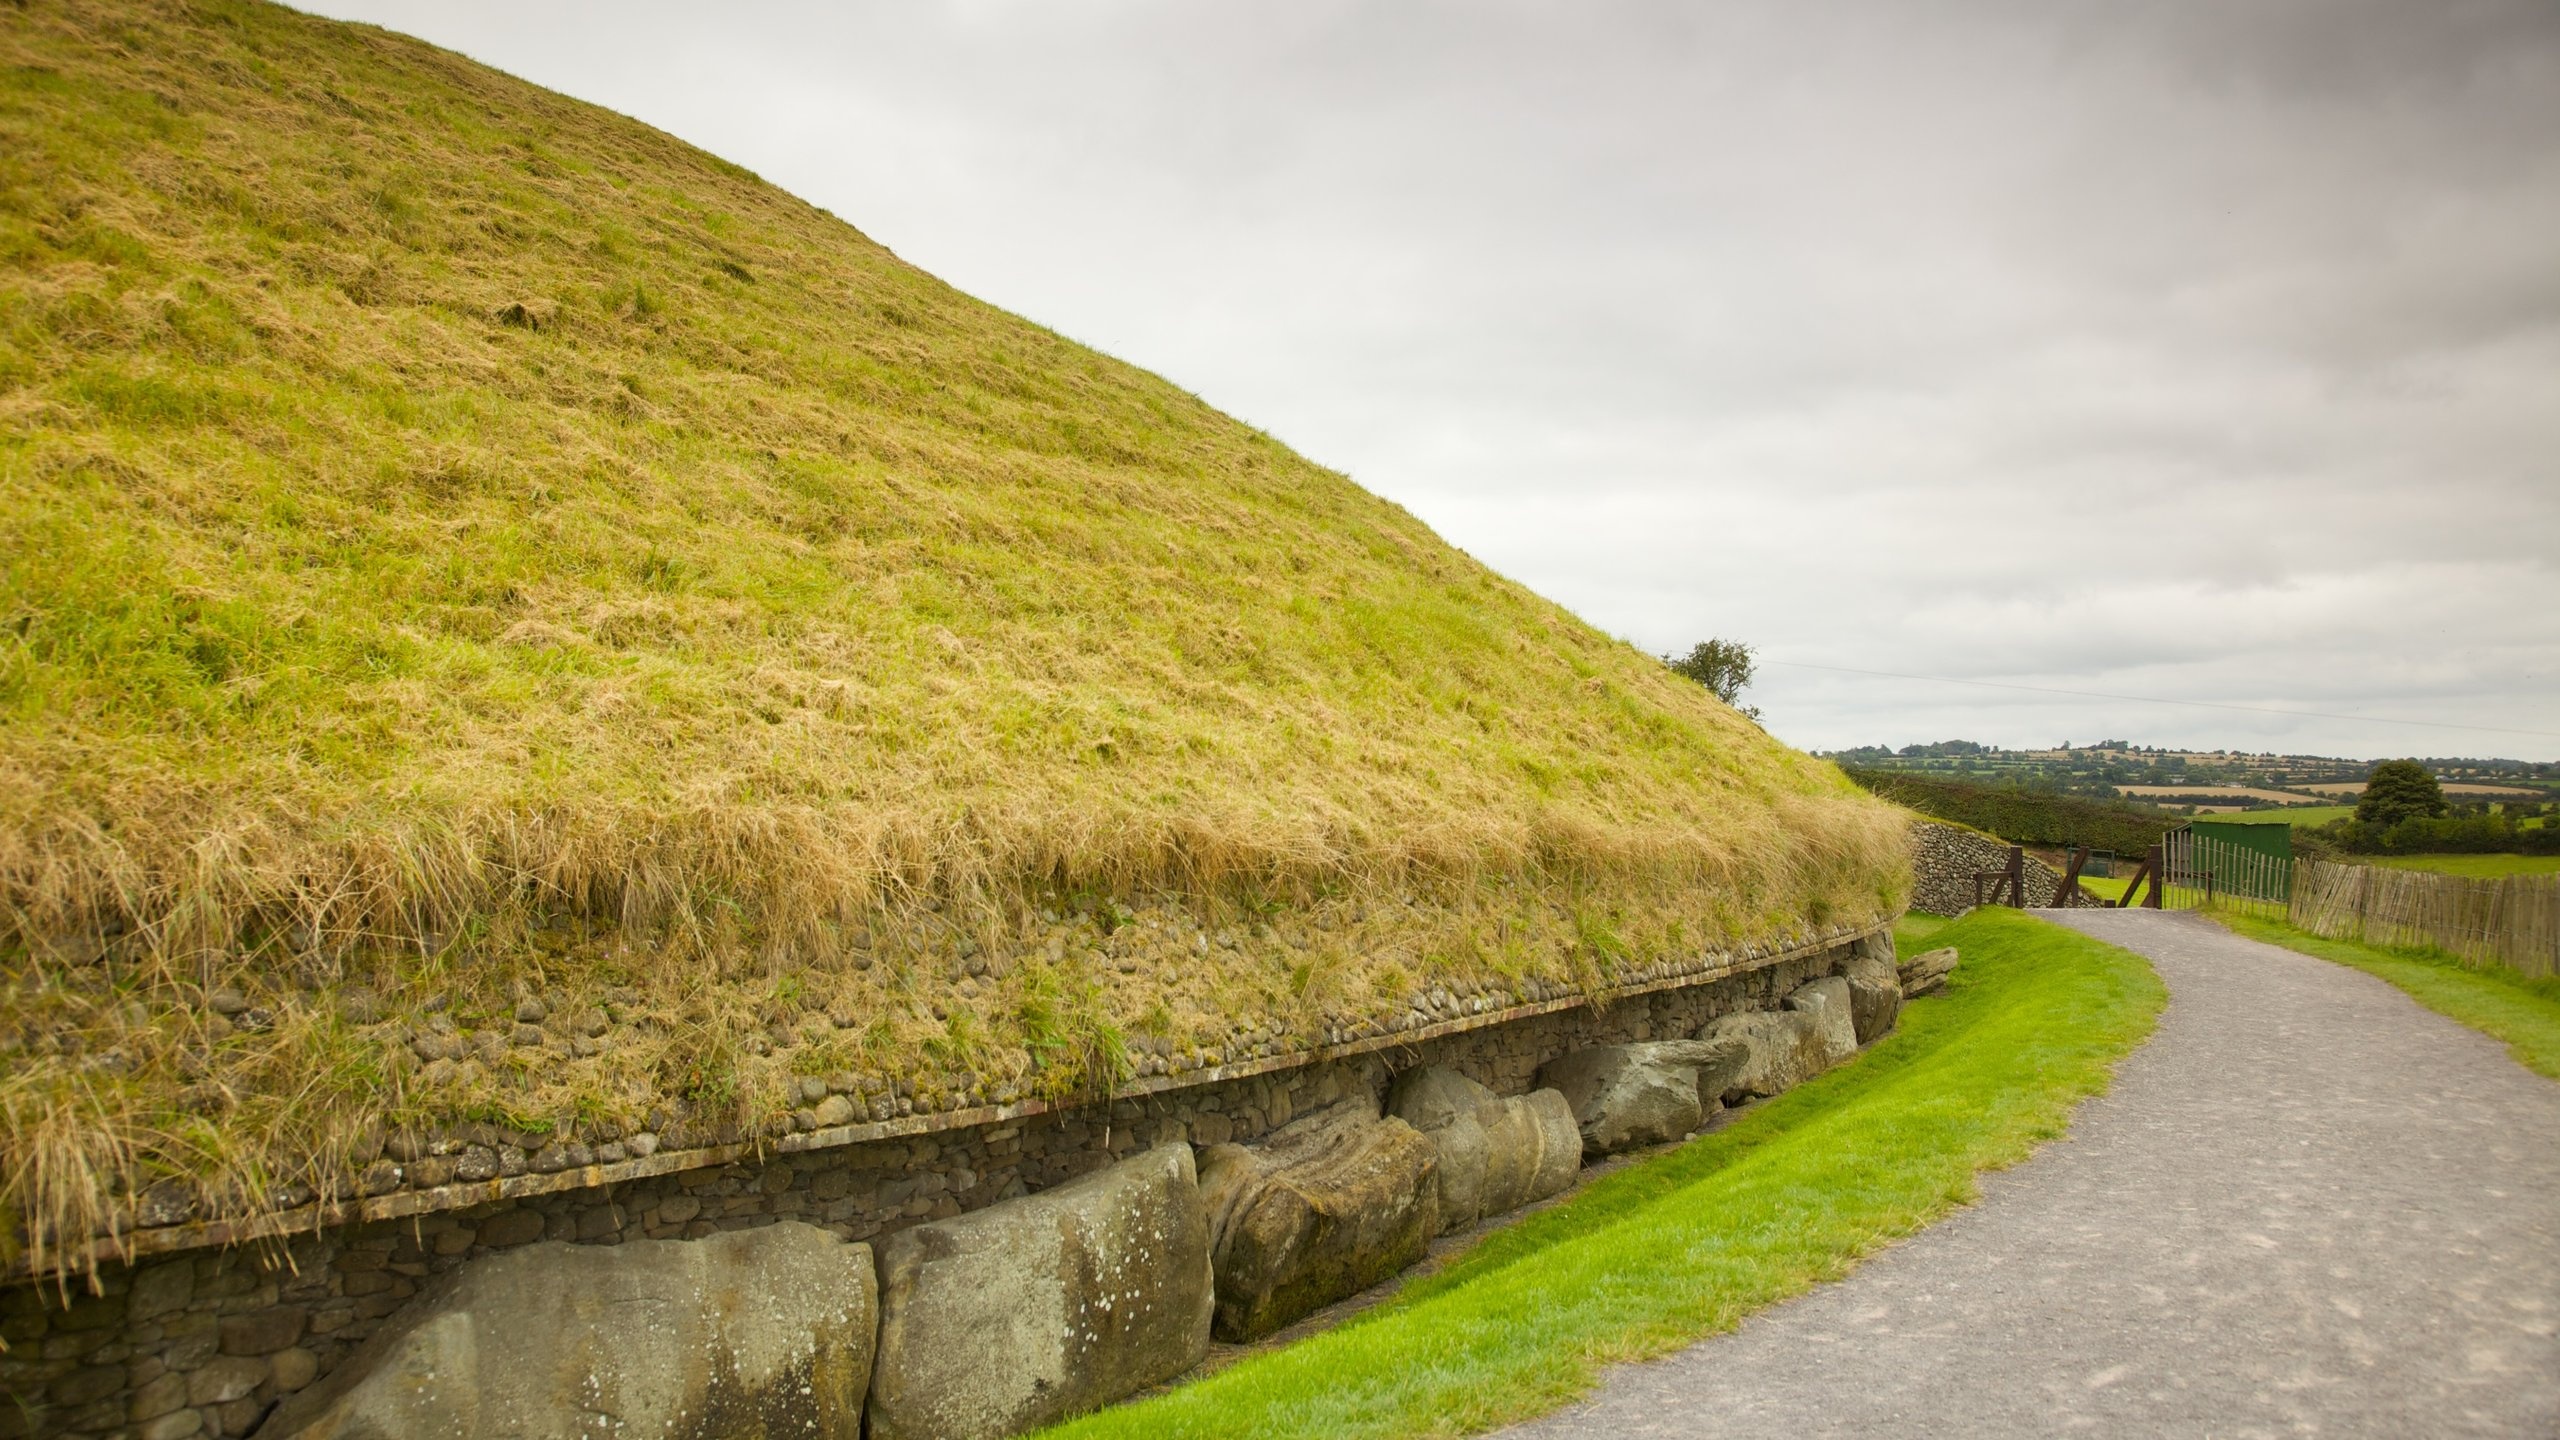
[1910,818,2084,915]
[0,927,1874,1440]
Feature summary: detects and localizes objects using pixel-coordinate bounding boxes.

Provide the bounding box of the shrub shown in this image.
[2312,813,2560,856]
[2356,759,2449,827]
[1664,638,1758,720]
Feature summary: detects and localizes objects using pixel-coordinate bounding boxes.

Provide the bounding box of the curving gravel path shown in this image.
[1498,909,2560,1439]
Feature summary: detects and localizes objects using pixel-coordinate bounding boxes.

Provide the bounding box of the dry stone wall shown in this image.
[0,927,1877,1440]
[1909,818,2086,915]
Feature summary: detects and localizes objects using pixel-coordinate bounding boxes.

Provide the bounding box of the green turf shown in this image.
[2072,873,2136,905]
[2218,913,2560,1080]
[1039,908,2165,1439]
[2364,854,2560,879]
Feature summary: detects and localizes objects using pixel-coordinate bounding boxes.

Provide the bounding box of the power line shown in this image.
[1763,660,2560,742]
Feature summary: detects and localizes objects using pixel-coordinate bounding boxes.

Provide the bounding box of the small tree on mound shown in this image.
[1666,638,1759,721]
[2356,759,2447,827]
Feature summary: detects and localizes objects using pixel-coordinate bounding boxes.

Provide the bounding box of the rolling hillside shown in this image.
[0,0,1904,1266]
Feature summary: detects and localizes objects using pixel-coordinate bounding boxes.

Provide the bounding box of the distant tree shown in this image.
[1666,638,1758,720]
[2356,759,2448,827]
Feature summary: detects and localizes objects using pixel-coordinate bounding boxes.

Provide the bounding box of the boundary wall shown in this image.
[1909,818,2080,915]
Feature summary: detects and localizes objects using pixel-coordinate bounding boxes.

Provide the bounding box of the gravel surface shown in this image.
[1499,909,2560,1438]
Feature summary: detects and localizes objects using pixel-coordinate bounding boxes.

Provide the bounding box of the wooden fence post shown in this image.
[2059,846,2091,907]
[2285,858,2558,979]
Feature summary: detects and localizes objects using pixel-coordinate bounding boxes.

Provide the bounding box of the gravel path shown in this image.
[1499,909,2560,1438]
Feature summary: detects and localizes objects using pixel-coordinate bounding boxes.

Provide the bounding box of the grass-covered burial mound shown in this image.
[0,0,1906,1272]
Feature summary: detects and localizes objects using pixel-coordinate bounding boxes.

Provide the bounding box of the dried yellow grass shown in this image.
[0,0,1907,1276]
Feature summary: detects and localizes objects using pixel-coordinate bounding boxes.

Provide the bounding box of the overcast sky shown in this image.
[303,0,2560,762]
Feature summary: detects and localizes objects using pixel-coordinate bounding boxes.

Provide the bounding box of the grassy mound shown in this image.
[0,0,1903,1269]
[1042,908,2165,1438]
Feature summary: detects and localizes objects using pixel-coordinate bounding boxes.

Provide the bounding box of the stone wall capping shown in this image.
[8,917,1889,1284]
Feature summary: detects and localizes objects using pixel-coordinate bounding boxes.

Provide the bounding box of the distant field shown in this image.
[2208,806,2358,828]
[2117,785,2325,805]
[2367,855,2560,879]
[2300,782,2545,799]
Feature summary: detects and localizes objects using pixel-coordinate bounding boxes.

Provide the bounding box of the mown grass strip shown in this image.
[2216,912,2560,1080]
[1042,909,2165,1440]
[2073,872,2137,905]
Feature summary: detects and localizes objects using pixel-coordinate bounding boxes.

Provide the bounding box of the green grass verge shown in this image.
[2215,913,2560,1081]
[2364,854,2560,878]
[1040,909,2165,1439]
[2072,873,2136,905]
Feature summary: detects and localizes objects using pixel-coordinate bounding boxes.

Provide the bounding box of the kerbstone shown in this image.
[1694,1011,1821,1101]
[1198,1098,1439,1341]
[1841,951,1903,1045]
[1387,1068,1581,1232]
[260,1223,875,1440]
[869,1143,1211,1440]
[1786,976,1859,1070]
[1535,1040,1749,1155]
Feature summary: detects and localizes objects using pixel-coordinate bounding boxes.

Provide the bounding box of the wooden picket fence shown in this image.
[2171,833,2293,921]
[2141,834,2557,978]
[2287,858,2560,978]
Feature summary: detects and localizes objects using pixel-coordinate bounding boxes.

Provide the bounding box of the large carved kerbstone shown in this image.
[1386,1067,1582,1232]
[1694,978,1861,1106]
[1841,949,1904,1044]
[261,1222,876,1440]
[1196,1097,1439,1342]
[867,1143,1212,1440]
[1787,975,1860,1070]
[1534,1039,1749,1156]
[1697,1009,1798,1101]
[1516,1088,1585,1206]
